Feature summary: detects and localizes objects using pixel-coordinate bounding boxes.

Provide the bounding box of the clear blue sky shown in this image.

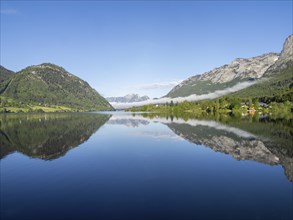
[1,0,292,98]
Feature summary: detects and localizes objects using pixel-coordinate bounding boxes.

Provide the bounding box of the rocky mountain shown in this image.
[0,65,14,82]
[229,34,293,99]
[167,34,293,99]
[0,63,114,111]
[264,34,293,76]
[106,94,150,103]
[167,53,279,98]
[107,118,150,127]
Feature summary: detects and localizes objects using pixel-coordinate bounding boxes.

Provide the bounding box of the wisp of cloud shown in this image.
[111,80,257,109]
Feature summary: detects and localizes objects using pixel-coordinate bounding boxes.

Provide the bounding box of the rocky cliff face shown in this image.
[198,53,279,83]
[264,34,293,76]
[167,35,293,98]
[167,53,279,97]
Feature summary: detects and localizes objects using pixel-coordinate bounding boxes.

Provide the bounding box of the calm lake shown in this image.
[1,112,292,220]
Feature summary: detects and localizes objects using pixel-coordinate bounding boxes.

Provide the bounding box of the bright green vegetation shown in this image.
[0,96,77,113]
[0,63,114,113]
[0,113,111,159]
[228,62,293,102]
[166,78,247,98]
[129,63,293,118]
[128,98,292,119]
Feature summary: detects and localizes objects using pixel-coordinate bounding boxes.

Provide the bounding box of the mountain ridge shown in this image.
[0,63,114,112]
[167,34,292,99]
[0,65,14,83]
[228,34,293,99]
[167,52,279,98]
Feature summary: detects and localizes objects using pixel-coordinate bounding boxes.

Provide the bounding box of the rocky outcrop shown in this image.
[167,53,279,97]
[198,53,279,83]
[167,35,293,98]
[264,34,293,76]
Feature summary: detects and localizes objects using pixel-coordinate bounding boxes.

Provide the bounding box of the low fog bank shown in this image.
[111,81,257,109]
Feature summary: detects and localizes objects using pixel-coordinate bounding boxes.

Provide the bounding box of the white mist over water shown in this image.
[111,81,257,109]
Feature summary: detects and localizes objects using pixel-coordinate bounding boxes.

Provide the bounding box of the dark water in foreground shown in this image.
[1,113,292,220]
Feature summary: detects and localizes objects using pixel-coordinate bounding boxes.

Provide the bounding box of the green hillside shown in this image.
[0,65,14,82]
[0,63,114,112]
[228,61,293,101]
[166,78,247,98]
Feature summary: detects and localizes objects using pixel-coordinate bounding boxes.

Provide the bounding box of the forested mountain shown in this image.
[0,65,14,83]
[0,63,114,112]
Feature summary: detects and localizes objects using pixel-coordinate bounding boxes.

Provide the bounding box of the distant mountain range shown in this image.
[106,94,150,103]
[0,63,114,111]
[167,34,293,99]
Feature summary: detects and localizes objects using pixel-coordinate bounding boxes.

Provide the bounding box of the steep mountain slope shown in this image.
[106,94,150,103]
[166,53,279,98]
[0,63,114,111]
[264,34,293,76]
[229,35,293,99]
[0,65,14,82]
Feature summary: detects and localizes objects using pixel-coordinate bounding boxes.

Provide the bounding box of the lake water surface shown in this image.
[1,112,292,220]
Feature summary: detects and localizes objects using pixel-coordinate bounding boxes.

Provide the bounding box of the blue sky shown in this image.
[1,1,292,98]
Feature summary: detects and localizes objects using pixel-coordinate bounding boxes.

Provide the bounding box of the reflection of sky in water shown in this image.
[108,114,256,139]
[1,113,292,220]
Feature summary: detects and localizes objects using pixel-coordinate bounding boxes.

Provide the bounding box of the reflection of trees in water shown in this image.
[0,113,111,160]
[165,118,293,182]
[131,112,292,182]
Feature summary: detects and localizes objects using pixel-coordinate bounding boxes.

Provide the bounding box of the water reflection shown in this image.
[109,114,293,181]
[1,112,292,181]
[107,117,150,127]
[0,113,111,160]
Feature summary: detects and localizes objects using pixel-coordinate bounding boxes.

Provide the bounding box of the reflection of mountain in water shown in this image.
[109,114,292,182]
[107,117,150,127]
[0,113,110,160]
[166,120,293,182]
